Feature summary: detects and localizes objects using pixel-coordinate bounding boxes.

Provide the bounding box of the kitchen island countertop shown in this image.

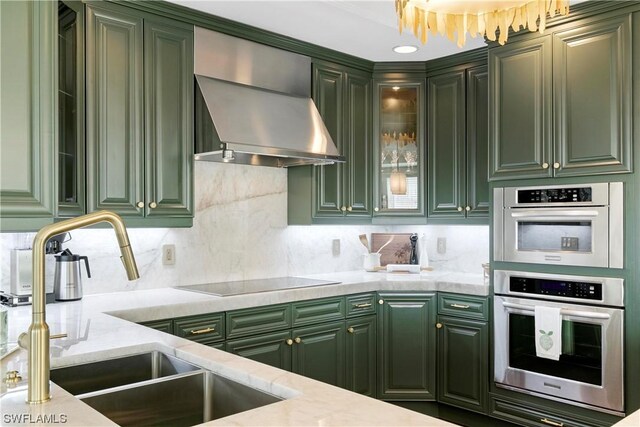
[1,270,486,426]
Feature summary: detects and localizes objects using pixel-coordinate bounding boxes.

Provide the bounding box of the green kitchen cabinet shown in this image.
[0,1,57,231]
[377,292,436,400]
[437,316,488,414]
[288,62,371,224]
[489,12,633,180]
[86,2,193,222]
[57,1,86,217]
[346,315,377,397]
[225,330,293,371]
[372,78,426,220]
[427,63,488,221]
[173,312,225,346]
[489,36,553,180]
[292,320,346,388]
[552,14,632,176]
[140,319,173,333]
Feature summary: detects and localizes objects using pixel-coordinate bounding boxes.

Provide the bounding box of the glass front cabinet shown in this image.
[372,79,426,220]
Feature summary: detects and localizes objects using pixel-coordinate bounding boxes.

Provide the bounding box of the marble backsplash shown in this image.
[0,162,489,295]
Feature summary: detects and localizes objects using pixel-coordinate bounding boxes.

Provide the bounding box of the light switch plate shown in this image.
[437,237,446,254]
[162,244,176,266]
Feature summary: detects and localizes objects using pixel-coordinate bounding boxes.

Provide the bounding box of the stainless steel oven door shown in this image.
[494,296,624,414]
[503,207,610,267]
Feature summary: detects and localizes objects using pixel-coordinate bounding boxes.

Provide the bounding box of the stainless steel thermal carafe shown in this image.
[53,249,91,301]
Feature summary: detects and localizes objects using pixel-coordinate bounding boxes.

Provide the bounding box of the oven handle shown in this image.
[502,302,611,320]
[510,209,600,219]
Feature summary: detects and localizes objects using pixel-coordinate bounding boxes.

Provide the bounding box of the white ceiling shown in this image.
[168,0,588,62]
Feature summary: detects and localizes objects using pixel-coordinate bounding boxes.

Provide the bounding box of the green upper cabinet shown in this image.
[489,36,553,180]
[490,12,633,180]
[377,292,436,400]
[372,78,426,220]
[57,1,86,218]
[86,2,193,223]
[288,62,371,224]
[0,1,57,231]
[143,16,193,217]
[552,15,632,176]
[427,62,489,221]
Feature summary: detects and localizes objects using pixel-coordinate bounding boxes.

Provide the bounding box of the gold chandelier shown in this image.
[395,0,570,47]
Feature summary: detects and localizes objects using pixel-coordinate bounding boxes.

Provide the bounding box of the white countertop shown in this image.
[1,270,487,426]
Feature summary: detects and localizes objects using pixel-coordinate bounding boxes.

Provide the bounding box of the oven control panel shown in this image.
[509,276,602,300]
[517,187,592,204]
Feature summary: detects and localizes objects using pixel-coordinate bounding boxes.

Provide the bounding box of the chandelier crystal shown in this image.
[395,0,570,47]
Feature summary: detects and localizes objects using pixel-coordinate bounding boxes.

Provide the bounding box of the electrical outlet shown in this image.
[162,244,176,266]
[437,237,446,254]
[332,239,341,256]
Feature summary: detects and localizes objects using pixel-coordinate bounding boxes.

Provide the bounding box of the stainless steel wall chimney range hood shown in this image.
[194,27,344,167]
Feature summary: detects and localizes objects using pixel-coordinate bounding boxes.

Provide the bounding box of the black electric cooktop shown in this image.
[175,277,341,297]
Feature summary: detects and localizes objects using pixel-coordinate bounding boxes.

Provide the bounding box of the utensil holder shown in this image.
[363,253,381,272]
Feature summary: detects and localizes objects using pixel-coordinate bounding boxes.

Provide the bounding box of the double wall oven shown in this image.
[492,182,626,415]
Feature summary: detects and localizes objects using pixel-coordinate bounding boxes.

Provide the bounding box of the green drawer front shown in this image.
[437,293,488,320]
[174,313,225,344]
[346,293,376,318]
[211,342,225,350]
[226,304,291,339]
[139,319,173,333]
[490,396,608,427]
[292,297,346,327]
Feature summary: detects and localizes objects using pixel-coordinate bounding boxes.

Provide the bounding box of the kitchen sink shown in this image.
[51,351,284,426]
[50,351,199,396]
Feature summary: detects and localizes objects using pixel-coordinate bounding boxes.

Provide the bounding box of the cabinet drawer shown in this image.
[346,293,376,317]
[438,293,488,320]
[490,396,606,427]
[139,319,173,333]
[292,297,346,326]
[174,313,225,344]
[226,304,291,339]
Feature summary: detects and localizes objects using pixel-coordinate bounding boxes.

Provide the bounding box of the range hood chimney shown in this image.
[194,27,344,167]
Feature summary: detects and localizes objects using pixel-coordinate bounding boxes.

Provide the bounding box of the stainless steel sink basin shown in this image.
[51,351,199,396]
[80,371,282,426]
[51,351,284,426]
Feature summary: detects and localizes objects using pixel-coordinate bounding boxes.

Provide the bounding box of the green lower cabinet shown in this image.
[437,316,488,414]
[345,315,376,397]
[140,319,173,333]
[377,293,437,400]
[292,321,346,388]
[225,330,292,371]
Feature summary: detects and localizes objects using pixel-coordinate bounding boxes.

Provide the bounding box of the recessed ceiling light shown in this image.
[392,86,401,91]
[393,45,418,54]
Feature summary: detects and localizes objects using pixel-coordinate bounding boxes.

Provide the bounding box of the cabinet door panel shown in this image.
[144,19,193,217]
[312,65,343,217]
[226,331,292,371]
[293,321,345,387]
[437,316,488,413]
[0,1,55,221]
[344,72,371,216]
[377,293,436,400]
[86,4,143,215]
[427,71,466,218]
[553,16,632,176]
[489,37,552,180]
[466,66,489,218]
[346,315,376,397]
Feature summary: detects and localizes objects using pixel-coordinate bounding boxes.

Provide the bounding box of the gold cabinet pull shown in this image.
[553,162,560,169]
[286,338,293,346]
[540,418,563,427]
[374,207,379,212]
[457,206,463,212]
[190,327,214,335]
[347,206,353,212]
[436,323,442,329]
[341,206,347,212]
[294,337,302,344]
[353,303,372,309]
[465,206,471,211]
[378,299,384,305]
[542,162,550,169]
[450,304,470,309]
[136,201,144,208]
[149,202,158,209]
[347,327,355,334]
